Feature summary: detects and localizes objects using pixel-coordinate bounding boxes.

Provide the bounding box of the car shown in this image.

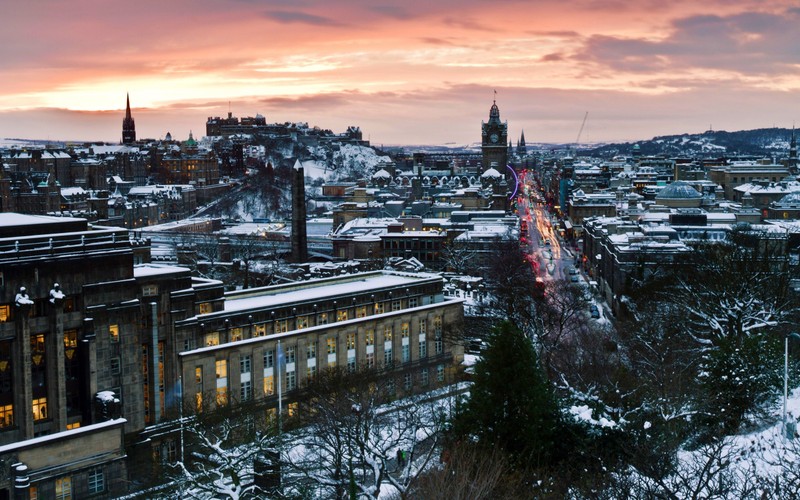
[570,275,579,282]
[590,304,600,319]
[568,268,578,275]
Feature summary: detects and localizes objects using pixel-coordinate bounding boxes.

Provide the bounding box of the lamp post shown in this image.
[784,332,800,439]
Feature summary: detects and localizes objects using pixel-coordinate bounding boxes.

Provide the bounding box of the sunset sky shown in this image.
[1,0,799,146]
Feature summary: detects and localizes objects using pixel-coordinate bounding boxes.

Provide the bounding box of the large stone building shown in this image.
[0,213,465,497]
[0,214,149,498]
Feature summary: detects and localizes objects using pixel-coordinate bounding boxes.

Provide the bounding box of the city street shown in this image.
[517,174,576,283]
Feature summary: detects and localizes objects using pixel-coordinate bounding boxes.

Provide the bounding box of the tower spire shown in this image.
[122,93,136,144]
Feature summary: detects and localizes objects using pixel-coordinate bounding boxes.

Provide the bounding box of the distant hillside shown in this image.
[582,128,795,158]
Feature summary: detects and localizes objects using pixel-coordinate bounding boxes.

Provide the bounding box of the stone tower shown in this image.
[122,93,136,144]
[481,96,508,172]
[291,160,309,263]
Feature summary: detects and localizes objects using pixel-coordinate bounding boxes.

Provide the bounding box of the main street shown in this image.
[517,173,575,283]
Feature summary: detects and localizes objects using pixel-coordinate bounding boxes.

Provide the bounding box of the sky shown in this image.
[1,0,799,147]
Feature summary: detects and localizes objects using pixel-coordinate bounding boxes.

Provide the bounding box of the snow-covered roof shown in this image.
[134,263,191,278]
[480,167,502,178]
[216,271,441,315]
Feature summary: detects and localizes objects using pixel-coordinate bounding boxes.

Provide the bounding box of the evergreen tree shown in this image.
[453,320,564,466]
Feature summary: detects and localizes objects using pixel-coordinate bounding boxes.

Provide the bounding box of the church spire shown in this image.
[122,93,136,144]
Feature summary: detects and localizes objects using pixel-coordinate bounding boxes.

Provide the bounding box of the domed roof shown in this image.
[656,181,702,199]
[481,167,502,178]
[372,168,391,179]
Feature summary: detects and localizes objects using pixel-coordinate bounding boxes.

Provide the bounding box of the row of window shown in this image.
[197,319,444,409]
[0,298,77,322]
[196,297,432,342]
[29,468,104,500]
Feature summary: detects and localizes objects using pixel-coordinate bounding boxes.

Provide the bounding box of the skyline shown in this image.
[1,1,799,146]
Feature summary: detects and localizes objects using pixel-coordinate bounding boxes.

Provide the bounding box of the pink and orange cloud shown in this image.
[0,0,798,145]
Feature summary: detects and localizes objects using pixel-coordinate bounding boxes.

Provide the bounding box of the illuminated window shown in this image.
[205,332,219,346]
[216,387,228,406]
[0,404,13,428]
[231,328,243,342]
[0,305,9,322]
[326,337,336,355]
[64,330,77,348]
[264,376,274,396]
[347,333,356,350]
[109,324,119,343]
[276,319,288,333]
[253,323,266,337]
[374,303,384,314]
[337,310,348,322]
[318,312,328,325]
[288,402,298,417]
[195,366,203,385]
[32,397,47,421]
[356,306,367,318]
[297,316,309,329]
[384,326,392,342]
[216,360,227,379]
[55,476,71,500]
[198,302,212,314]
[366,330,374,346]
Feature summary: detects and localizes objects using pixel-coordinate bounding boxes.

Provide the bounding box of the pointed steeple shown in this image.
[789,125,798,173]
[122,93,136,144]
[517,130,527,155]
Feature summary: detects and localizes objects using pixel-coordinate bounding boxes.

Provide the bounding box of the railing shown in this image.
[0,229,143,261]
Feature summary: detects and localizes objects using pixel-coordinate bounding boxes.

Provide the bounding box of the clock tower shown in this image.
[481,97,508,172]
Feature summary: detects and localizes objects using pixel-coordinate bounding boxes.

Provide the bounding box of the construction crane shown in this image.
[575,111,589,152]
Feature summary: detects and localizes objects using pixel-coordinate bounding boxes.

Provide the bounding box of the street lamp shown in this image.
[784,332,800,439]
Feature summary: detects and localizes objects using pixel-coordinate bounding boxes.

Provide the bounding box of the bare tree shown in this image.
[168,402,279,499]
[405,441,521,500]
[441,239,479,276]
[534,279,592,376]
[284,368,447,499]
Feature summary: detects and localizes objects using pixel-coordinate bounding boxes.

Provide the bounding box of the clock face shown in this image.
[490,133,499,143]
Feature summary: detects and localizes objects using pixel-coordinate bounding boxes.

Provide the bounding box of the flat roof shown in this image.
[194,271,441,319]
